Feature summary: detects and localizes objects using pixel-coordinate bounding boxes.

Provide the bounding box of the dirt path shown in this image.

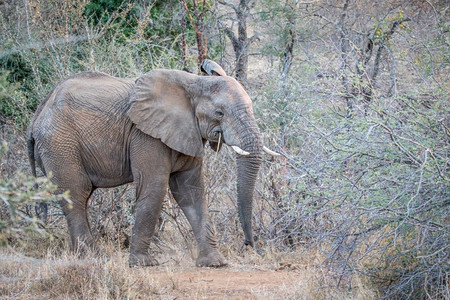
[147,267,302,299]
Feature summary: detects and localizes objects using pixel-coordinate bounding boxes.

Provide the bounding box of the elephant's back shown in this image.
[58,71,134,115]
[33,72,134,132]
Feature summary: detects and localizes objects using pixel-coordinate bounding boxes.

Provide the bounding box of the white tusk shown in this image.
[263,146,281,156]
[231,145,250,156]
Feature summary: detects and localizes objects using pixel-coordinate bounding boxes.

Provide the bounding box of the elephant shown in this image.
[27,60,278,267]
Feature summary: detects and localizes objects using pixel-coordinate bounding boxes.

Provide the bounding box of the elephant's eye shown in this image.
[215,109,224,118]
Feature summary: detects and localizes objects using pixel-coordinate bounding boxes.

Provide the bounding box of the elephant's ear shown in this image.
[128,70,204,157]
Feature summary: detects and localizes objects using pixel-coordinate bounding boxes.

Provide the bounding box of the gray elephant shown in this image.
[27,60,278,267]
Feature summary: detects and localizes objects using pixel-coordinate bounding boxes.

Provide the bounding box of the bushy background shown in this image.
[1,0,448,299]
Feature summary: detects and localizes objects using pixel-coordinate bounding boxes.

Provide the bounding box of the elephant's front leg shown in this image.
[129,175,169,267]
[169,165,227,267]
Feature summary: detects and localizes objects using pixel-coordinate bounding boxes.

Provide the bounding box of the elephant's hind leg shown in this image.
[169,166,227,267]
[39,148,96,254]
[59,185,96,255]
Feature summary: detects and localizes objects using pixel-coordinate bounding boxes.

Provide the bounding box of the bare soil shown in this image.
[146,267,302,299]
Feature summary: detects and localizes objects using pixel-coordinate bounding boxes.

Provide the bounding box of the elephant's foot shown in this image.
[129,253,159,267]
[196,251,227,268]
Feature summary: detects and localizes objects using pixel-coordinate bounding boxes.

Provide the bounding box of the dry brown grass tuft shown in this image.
[0,250,162,299]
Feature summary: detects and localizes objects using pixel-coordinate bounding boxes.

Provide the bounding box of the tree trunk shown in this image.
[220,0,253,83]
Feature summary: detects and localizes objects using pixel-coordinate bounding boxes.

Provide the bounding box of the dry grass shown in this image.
[0,229,375,300]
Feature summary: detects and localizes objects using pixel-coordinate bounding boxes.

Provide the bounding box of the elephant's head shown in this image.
[128,62,277,247]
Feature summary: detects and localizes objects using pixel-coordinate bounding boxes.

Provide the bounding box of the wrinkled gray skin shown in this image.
[27,64,262,267]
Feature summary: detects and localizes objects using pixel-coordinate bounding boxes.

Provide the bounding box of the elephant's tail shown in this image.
[27,131,49,222]
[26,131,38,178]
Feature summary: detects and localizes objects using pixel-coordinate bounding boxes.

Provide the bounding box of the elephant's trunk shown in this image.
[236,154,261,247]
[234,115,263,247]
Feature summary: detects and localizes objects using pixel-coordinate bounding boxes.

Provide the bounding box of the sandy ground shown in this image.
[146,267,302,299]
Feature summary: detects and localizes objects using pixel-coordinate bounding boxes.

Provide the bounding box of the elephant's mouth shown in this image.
[212,129,223,142]
[208,125,224,143]
[209,127,224,152]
